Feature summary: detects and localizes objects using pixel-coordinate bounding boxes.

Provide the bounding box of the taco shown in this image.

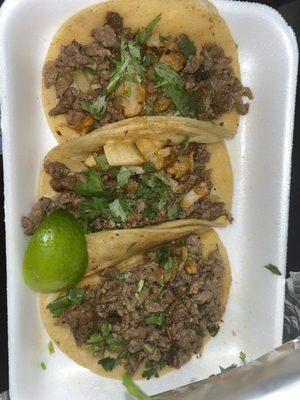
[21,119,233,236]
[42,0,252,142]
[39,225,231,379]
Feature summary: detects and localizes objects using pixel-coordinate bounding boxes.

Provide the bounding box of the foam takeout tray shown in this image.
[0,0,298,399]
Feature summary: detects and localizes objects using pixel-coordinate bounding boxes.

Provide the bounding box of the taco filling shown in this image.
[22,141,230,235]
[43,11,252,134]
[46,234,225,377]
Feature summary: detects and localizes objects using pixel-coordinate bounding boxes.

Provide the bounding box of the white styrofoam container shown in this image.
[0,0,298,399]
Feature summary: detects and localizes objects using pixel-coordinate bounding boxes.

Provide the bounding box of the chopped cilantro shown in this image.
[40,362,46,370]
[93,153,109,170]
[122,374,151,400]
[98,357,117,372]
[142,161,156,172]
[167,203,182,220]
[74,169,107,196]
[156,246,174,270]
[116,271,132,280]
[145,312,165,327]
[153,62,204,117]
[83,66,95,75]
[117,166,132,188]
[48,341,55,354]
[135,15,161,45]
[154,171,169,185]
[47,288,84,317]
[239,351,246,362]
[136,279,145,293]
[219,363,237,373]
[109,198,130,222]
[264,264,281,276]
[80,95,107,120]
[178,34,196,60]
[143,343,154,354]
[142,363,159,380]
[207,325,220,337]
[101,322,112,338]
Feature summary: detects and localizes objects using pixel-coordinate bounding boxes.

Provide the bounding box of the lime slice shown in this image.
[23,209,88,292]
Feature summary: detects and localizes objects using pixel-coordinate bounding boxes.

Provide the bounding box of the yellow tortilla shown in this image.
[42,0,240,143]
[37,122,233,232]
[39,225,231,379]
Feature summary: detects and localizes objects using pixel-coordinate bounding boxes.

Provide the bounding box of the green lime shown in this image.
[23,209,88,293]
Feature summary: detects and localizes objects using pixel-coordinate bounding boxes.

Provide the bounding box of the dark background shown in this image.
[0,0,299,393]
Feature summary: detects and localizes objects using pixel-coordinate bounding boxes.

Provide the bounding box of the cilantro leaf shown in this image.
[136,279,145,293]
[154,171,169,185]
[116,271,132,280]
[219,364,237,373]
[83,66,95,75]
[101,322,112,338]
[178,34,196,60]
[74,169,106,196]
[239,351,246,362]
[264,264,281,276]
[40,362,46,370]
[109,198,134,222]
[167,203,182,220]
[47,288,84,317]
[78,197,112,221]
[207,325,220,337]
[136,15,161,45]
[117,166,132,188]
[93,153,109,170]
[153,62,204,117]
[98,357,117,371]
[48,341,55,354]
[80,95,107,120]
[122,374,151,400]
[142,162,156,172]
[142,365,159,380]
[145,312,165,327]
[156,245,175,270]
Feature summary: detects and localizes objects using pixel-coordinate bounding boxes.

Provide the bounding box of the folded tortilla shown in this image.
[42,0,240,143]
[39,225,231,379]
[37,117,233,238]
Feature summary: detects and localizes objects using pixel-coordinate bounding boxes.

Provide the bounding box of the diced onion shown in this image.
[159,52,185,71]
[180,184,209,209]
[146,33,161,48]
[166,153,194,179]
[117,82,145,117]
[73,69,92,93]
[135,138,165,170]
[104,142,145,166]
[85,154,97,168]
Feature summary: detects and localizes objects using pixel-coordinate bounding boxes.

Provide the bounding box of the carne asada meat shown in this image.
[48,235,225,377]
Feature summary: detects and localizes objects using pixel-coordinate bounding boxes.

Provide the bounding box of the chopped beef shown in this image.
[22,142,229,235]
[182,55,200,74]
[189,43,253,119]
[84,43,111,59]
[43,61,58,89]
[106,11,123,35]
[91,24,118,48]
[44,162,84,191]
[58,235,225,375]
[56,40,90,69]
[21,197,55,235]
[55,69,74,98]
[43,11,252,132]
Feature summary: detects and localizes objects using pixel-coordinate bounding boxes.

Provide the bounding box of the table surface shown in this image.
[0,0,299,393]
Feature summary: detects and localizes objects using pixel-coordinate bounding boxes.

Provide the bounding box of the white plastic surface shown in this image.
[0,0,298,399]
